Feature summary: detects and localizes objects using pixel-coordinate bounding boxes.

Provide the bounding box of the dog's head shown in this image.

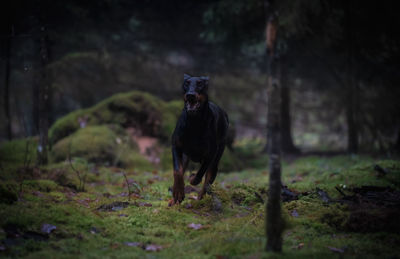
[182,74,209,115]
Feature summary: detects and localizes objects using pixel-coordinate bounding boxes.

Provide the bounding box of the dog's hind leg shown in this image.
[198,144,225,200]
[208,144,225,185]
[189,158,210,186]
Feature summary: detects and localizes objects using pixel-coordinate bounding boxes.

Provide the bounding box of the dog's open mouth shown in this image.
[186,101,201,113]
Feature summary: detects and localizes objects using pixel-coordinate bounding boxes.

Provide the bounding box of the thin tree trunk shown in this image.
[280,55,299,154]
[4,27,12,140]
[37,25,50,165]
[346,81,358,154]
[345,1,358,154]
[395,129,400,153]
[265,0,283,252]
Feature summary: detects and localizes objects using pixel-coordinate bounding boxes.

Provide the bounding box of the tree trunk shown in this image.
[264,0,283,252]
[395,129,400,153]
[345,1,358,154]
[280,56,299,154]
[4,27,12,140]
[346,81,358,154]
[36,25,50,165]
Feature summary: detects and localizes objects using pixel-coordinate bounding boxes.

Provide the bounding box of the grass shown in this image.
[0,152,399,258]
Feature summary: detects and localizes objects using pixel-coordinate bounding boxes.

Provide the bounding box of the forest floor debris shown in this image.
[0,154,399,258]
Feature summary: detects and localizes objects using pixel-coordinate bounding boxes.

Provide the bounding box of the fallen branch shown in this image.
[335,186,346,197]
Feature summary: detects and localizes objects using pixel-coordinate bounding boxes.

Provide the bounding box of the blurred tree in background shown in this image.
[0,0,399,154]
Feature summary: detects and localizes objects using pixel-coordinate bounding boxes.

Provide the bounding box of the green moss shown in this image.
[51,125,118,164]
[162,100,183,137]
[1,151,399,258]
[118,149,153,171]
[219,148,243,172]
[228,138,269,170]
[230,184,264,206]
[23,179,60,193]
[49,91,182,145]
[159,147,172,171]
[51,125,153,170]
[0,137,38,171]
[48,109,85,146]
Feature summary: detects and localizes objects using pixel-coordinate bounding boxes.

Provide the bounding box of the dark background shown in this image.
[1,0,399,154]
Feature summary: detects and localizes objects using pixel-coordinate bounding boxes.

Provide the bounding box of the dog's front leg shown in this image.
[170,145,185,205]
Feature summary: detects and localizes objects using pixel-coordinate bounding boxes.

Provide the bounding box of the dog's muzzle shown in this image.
[185,94,200,114]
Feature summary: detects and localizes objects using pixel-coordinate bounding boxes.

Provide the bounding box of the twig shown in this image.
[121,171,131,201]
[68,140,85,191]
[335,186,346,197]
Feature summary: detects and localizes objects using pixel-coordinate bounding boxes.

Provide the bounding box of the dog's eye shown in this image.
[183,80,190,90]
[196,80,203,90]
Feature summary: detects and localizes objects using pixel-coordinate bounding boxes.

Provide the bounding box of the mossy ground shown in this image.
[1,148,399,258]
[1,92,399,258]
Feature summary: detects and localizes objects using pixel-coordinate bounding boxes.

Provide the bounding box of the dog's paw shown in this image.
[172,185,185,205]
[168,199,177,206]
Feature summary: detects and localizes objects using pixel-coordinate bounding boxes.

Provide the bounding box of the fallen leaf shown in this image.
[97,202,130,211]
[292,243,304,250]
[111,243,119,249]
[41,224,57,234]
[188,223,203,230]
[32,191,44,197]
[188,195,198,200]
[90,227,100,234]
[138,202,152,207]
[145,244,163,251]
[124,242,143,247]
[327,246,344,253]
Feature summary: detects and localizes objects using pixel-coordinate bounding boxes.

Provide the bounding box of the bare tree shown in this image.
[36,25,51,165]
[345,1,358,154]
[264,0,283,252]
[280,55,299,154]
[4,25,13,140]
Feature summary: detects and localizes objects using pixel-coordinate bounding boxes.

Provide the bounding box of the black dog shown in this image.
[169,74,229,205]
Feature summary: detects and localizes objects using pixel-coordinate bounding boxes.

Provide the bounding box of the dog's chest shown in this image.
[181,125,209,162]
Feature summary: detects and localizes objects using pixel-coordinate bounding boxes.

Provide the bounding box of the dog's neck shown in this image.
[184,101,209,124]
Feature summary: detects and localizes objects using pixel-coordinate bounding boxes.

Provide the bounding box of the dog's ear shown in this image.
[201,76,209,92]
[183,74,191,92]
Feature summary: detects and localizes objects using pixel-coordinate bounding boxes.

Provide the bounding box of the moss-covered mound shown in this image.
[51,125,118,163]
[51,125,153,169]
[49,91,182,145]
